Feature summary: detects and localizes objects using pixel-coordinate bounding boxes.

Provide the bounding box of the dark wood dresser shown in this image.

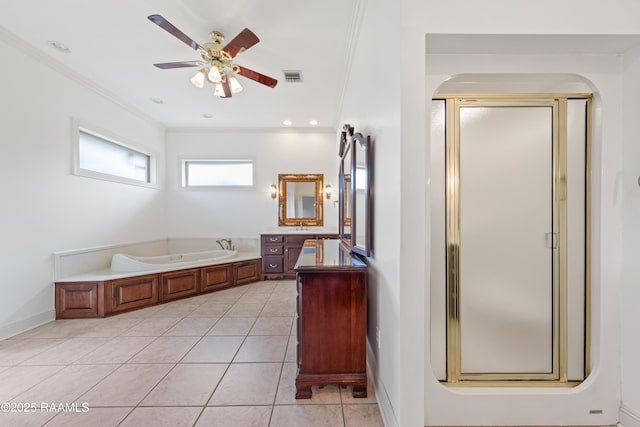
[294,239,368,399]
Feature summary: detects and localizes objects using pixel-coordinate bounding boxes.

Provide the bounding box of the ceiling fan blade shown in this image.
[223,28,260,58]
[236,66,278,88]
[221,80,232,98]
[153,61,202,69]
[148,14,204,51]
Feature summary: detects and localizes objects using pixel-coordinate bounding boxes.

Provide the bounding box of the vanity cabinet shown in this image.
[294,239,368,399]
[261,233,338,280]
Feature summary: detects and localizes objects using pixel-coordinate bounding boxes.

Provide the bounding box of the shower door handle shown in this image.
[545,232,558,249]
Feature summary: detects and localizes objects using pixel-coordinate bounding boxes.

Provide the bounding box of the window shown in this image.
[181,159,254,188]
[73,122,156,187]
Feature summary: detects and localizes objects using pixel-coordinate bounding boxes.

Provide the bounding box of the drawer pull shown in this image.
[269,248,278,253]
[269,264,278,268]
[269,238,279,241]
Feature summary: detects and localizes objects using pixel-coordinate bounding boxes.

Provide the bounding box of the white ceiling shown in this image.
[0,0,363,129]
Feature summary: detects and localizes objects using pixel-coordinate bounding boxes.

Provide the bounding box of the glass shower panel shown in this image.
[459,105,554,375]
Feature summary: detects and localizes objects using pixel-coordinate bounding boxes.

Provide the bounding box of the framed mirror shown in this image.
[351,132,371,256]
[339,129,352,246]
[278,173,324,226]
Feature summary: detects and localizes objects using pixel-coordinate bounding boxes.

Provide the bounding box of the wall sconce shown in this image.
[325,184,333,199]
[269,184,278,199]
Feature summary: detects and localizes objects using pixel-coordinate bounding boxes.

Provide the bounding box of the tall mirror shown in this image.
[278,173,324,226]
[351,132,371,256]
[339,129,352,244]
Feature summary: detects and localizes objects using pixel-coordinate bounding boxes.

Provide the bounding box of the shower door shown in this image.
[432,97,589,384]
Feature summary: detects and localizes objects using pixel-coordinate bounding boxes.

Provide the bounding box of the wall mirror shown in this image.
[352,132,371,256]
[339,129,352,244]
[278,173,324,226]
[338,124,371,257]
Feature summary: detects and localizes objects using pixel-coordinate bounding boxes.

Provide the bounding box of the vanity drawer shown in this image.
[262,235,284,244]
[285,235,309,245]
[263,245,283,255]
[264,256,283,273]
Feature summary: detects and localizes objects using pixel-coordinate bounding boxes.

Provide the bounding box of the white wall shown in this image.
[339,0,403,425]
[621,47,640,426]
[165,129,338,239]
[397,0,640,425]
[0,33,167,338]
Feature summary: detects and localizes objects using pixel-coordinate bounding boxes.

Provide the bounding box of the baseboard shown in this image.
[620,405,640,427]
[0,310,56,340]
[367,339,399,427]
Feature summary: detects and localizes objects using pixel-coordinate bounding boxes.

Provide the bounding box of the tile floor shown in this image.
[0,280,383,427]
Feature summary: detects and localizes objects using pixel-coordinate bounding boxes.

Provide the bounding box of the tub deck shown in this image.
[54,253,262,319]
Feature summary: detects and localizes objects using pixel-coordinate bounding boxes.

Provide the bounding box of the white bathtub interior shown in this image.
[110,249,238,273]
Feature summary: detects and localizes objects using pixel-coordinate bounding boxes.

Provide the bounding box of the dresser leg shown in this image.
[295,385,312,399]
[352,385,368,398]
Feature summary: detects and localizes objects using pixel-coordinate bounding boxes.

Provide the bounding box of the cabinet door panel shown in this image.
[201,264,234,293]
[161,269,199,301]
[111,275,159,312]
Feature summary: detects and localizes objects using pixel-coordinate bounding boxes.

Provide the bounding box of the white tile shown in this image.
[128,337,199,363]
[224,303,265,317]
[207,317,256,336]
[45,407,131,427]
[208,363,282,406]
[73,317,144,338]
[20,338,109,365]
[74,336,155,364]
[141,363,227,406]
[270,404,344,427]
[120,317,181,337]
[0,365,64,401]
[12,364,118,404]
[79,363,173,406]
[188,303,233,318]
[196,406,271,427]
[181,336,244,363]
[163,317,218,336]
[0,339,65,365]
[119,406,202,427]
[249,317,294,336]
[343,404,385,427]
[234,336,288,363]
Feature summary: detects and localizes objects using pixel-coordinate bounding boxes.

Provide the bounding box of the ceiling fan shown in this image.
[148,14,278,98]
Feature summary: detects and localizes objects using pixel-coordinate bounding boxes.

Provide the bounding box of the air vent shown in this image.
[283,70,302,83]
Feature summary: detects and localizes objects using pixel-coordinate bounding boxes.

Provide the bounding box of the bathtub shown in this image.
[111,249,238,273]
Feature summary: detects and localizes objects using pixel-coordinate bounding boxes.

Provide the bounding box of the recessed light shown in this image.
[202,113,213,118]
[151,98,164,104]
[309,120,318,126]
[47,40,71,54]
[283,120,292,126]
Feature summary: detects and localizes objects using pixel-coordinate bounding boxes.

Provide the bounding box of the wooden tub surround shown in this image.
[294,239,368,399]
[55,257,261,319]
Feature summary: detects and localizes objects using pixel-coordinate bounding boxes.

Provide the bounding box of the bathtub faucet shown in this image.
[216,239,233,250]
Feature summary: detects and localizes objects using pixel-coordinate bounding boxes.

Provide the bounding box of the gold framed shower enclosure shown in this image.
[439,95,591,385]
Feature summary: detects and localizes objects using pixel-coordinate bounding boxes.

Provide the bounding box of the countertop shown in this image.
[294,239,367,271]
[56,251,261,282]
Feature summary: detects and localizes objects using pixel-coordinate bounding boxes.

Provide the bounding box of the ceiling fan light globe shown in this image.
[190,69,206,88]
[214,83,225,97]
[208,66,222,83]
[229,76,243,93]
